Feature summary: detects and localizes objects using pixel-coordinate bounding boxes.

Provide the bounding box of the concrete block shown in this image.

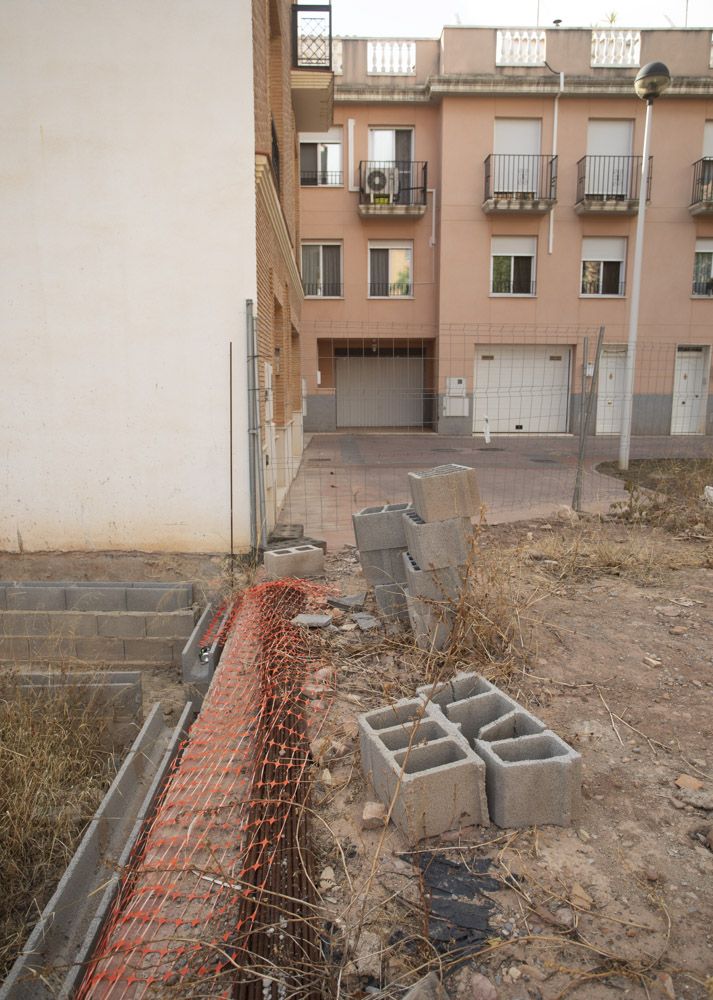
[145,611,195,639]
[74,637,125,663]
[0,587,6,610]
[403,511,472,570]
[478,709,546,743]
[47,613,100,638]
[28,637,77,661]
[418,673,495,709]
[1,612,51,637]
[402,552,465,603]
[358,546,407,586]
[263,544,324,580]
[408,464,480,522]
[406,595,452,652]
[358,697,490,843]
[475,731,582,828]
[7,586,66,611]
[352,502,412,552]
[374,583,409,622]
[66,587,126,612]
[0,637,30,661]
[97,614,147,638]
[126,586,192,612]
[123,638,176,663]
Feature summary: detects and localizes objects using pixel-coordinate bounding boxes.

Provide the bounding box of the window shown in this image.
[693,239,713,296]
[581,237,626,296]
[368,128,413,162]
[491,236,536,295]
[368,241,413,297]
[301,244,342,297]
[299,127,343,186]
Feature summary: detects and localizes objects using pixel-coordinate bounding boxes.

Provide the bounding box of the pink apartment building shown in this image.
[299,27,713,437]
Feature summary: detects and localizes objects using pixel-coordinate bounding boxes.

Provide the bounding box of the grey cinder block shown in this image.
[358,546,408,586]
[28,636,77,661]
[97,614,147,638]
[374,583,409,623]
[126,587,192,612]
[402,552,465,603]
[74,637,126,663]
[0,637,30,661]
[408,464,480,522]
[403,510,472,570]
[47,613,100,638]
[263,544,324,580]
[145,611,196,639]
[418,673,495,709]
[405,595,452,652]
[475,731,582,828]
[124,638,176,664]
[358,696,489,844]
[352,502,412,552]
[7,586,66,611]
[0,612,51,637]
[66,587,127,612]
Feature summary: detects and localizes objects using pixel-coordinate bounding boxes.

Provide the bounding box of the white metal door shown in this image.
[671,346,709,435]
[472,345,571,434]
[335,356,424,427]
[586,119,633,196]
[493,118,541,196]
[596,346,627,434]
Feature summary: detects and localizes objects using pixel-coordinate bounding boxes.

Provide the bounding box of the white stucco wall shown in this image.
[0,1,256,552]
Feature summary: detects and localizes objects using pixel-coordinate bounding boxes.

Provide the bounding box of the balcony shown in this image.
[575,156,652,215]
[482,155,557,214]
[368,281,413,298]
[303,280,343,298]
[690,158,713,216]
[290,3,334,132]
[358,161,428,217]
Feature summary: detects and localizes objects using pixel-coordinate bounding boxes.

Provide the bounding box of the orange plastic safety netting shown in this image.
[77,579,331,999]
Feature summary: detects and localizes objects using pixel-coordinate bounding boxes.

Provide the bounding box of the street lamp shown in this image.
[618,61,671,471]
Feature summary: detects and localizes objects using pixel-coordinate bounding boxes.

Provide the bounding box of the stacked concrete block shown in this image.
[263,543,324,579]
[373,582,409,623]
[403,510,472,570]
[360,671,581,840]
[358,696,489,845]
[352,502,412,586]
[408,464,480,523]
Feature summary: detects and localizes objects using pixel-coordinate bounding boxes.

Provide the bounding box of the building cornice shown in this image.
[336,76,713,103]
[255,155,304,306]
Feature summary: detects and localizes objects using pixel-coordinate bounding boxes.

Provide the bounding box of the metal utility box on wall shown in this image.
[443,376,469,417]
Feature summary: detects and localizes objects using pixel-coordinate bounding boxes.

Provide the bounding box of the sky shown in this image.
[332,0,713,35]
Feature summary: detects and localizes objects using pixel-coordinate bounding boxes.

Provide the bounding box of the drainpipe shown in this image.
[546,67,564,255]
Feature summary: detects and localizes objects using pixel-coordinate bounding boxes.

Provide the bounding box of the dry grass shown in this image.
[0,679,118,977]
[600,458,713,538]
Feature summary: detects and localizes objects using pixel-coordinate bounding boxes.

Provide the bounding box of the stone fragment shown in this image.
[353,612,379,631]
[554,906,575,927]
[403,972,450,1000]
[328,593,367,611]
[291,613,332,628]
[361,801,387,830]
[352,929,382,979]
[319,866,336,889]
[467,972,498,1000]
[676,773,704,791]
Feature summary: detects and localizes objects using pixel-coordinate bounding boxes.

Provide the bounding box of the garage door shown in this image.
[335,356,424,427]
[472,345,571,434]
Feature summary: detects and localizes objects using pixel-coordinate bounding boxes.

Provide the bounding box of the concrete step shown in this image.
[0,634,187,666]
[0,609,196,639]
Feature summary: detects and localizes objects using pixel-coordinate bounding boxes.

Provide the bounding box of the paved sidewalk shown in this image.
[279,432,712,549]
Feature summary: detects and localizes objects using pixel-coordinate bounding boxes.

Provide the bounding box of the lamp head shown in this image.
[634,61,671,102]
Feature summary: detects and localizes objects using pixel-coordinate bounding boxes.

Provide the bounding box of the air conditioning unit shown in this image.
[364,166,400,203]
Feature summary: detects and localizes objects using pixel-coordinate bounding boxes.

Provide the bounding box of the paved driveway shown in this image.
[279,432,711,548]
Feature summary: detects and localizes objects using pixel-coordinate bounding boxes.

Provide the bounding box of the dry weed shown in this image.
[602,458,713,538]
[0,679,118,977]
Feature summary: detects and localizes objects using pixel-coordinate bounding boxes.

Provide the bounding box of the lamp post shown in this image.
[618,61,671,471]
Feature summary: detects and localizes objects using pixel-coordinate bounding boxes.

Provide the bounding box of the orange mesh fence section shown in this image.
[77,579,329,999]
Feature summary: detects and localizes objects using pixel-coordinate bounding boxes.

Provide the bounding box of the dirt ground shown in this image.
[2,519,712,997]
[304,519,713,1000]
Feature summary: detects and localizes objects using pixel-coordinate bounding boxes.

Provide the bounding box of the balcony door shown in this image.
[493,119,541,197]
[586,119,633,197]
[368,128,413,203]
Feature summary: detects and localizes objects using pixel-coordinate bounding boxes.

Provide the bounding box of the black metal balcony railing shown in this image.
[358,161,428,206]
[300,170,343,186]
[692,279,713,296]
[302,281,343,297]
[491,279,537,296]
[691,157,713,206]
[576,155,652,203]
[369,281,413,297]
[484,154,558,202]
[581,279,626,296]
[291,4,332,70]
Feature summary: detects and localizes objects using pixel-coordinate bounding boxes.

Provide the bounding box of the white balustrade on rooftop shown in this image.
[332,38,343,75]
[496,29,546,67]
[367,40,416,76]
[591,29,641,67]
